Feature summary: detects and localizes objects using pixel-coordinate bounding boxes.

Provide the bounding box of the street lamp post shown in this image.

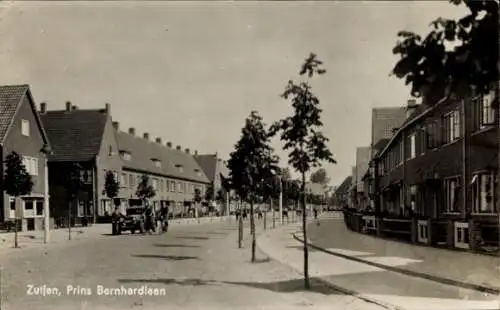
[278,175,283,226]
[41,144,52,244]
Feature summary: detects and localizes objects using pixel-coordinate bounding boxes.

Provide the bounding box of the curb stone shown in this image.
[256,229,406,310]
[293,233,500,296]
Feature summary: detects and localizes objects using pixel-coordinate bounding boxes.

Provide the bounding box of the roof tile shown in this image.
[0,84,30,143]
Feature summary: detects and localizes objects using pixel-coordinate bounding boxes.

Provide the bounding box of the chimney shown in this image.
[156,137,162,144]
[128,127,135,136]
[112,121,119,130]
[185,148,190,154]
[105,103,111,114]
[194,150,198,155]
[406,98,418,118]
[143,132,149,140]
[176,145,181,151]
[65,101,71,112]
[71,105,78,111]
[166,142,172,148]
[40,102,47,114]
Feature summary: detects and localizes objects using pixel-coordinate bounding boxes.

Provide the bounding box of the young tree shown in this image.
[269,53,336,289]
[228,111,278,261]
[194,187,203,222]
[104,171,120,208]
[2,151,34,248]
[136,174,156,202]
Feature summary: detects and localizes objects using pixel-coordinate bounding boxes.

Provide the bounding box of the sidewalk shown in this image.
[307,217,500,294]
[257,215,500,310]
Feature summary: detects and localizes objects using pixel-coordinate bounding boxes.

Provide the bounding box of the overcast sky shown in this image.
[0,1,468,186]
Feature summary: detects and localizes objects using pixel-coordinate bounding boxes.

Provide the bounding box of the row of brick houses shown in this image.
[337,90,499,253]
[0,84,231,231]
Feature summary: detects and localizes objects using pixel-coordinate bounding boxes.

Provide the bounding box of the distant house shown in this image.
[193,153,230,213]
[333,176,353,207]
[115,125,210,218]
[0,85,51,231]
[40,102,123,225]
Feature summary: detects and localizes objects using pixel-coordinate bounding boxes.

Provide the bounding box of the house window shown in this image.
[24,199,34,210]
[22,156,38,176]
[121,152,131,161]
[472,172,496,213]
[36,200,44,216]
[408,185,418,214]
[108,145,113,157]
[129,174,134,187]
[419,128,426,154]
[480,92,496,127]
[408,133,416,159]
[443,110,460,143]
[21,119,30,136]
[80,170,92,184]
[153,160,161,168]
[121,173,127,186]
[177,182,182,193]
[444,177,460,213]
[10,198,15,211]
[152,178,158,190]
[426,121,439,149]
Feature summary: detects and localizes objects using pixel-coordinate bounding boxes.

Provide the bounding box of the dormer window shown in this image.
[175,164,184,173]
[120,151,131,161]
[194,168,202,177]
[152,159,161,168]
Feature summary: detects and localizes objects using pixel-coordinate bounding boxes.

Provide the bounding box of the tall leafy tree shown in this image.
[228,111,279,261]
[2,151,34,248]
[391,0,499,211]
[310,168,330,186]
[205,182,214,203]
[104,171,120,208]
[136,174,156,202]
[193,187,203,221]
[67,163,84,240]
[269,53,336,289]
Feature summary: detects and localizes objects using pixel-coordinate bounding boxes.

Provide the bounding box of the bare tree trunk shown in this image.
[302,172,310,289]
[14,218,18,248]
[238,199,243,248]
[68,199,72,241]
[264,198,268,230]
[272,199,276,229]
[250,199,256,262]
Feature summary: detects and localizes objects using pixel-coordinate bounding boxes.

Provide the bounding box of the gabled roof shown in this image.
[0,84,50,147]
[334,176,352,196]
[371,107,407,146]
[40,109,108,162]
[376,97,450,160]
[194,154,230,183]
[116,131,210,183]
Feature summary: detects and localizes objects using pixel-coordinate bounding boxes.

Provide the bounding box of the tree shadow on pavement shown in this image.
[221,278,340,295]
[286,245,319,252]
[116,277,339,295]
[153,244,201,248]
[132,254,199,261]
[117,278,219,286]
[176,236,210,240]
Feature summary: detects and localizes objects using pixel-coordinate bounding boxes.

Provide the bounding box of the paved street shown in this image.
[258,214,500,310]
[0,216,384,310]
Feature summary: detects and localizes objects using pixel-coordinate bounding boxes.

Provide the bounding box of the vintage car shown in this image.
[120,206,146,234]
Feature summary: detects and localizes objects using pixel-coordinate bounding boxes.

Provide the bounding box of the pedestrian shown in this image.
[111,206,123,235]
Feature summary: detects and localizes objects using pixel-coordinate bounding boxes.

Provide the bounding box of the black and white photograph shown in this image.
[0,0,498,309]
